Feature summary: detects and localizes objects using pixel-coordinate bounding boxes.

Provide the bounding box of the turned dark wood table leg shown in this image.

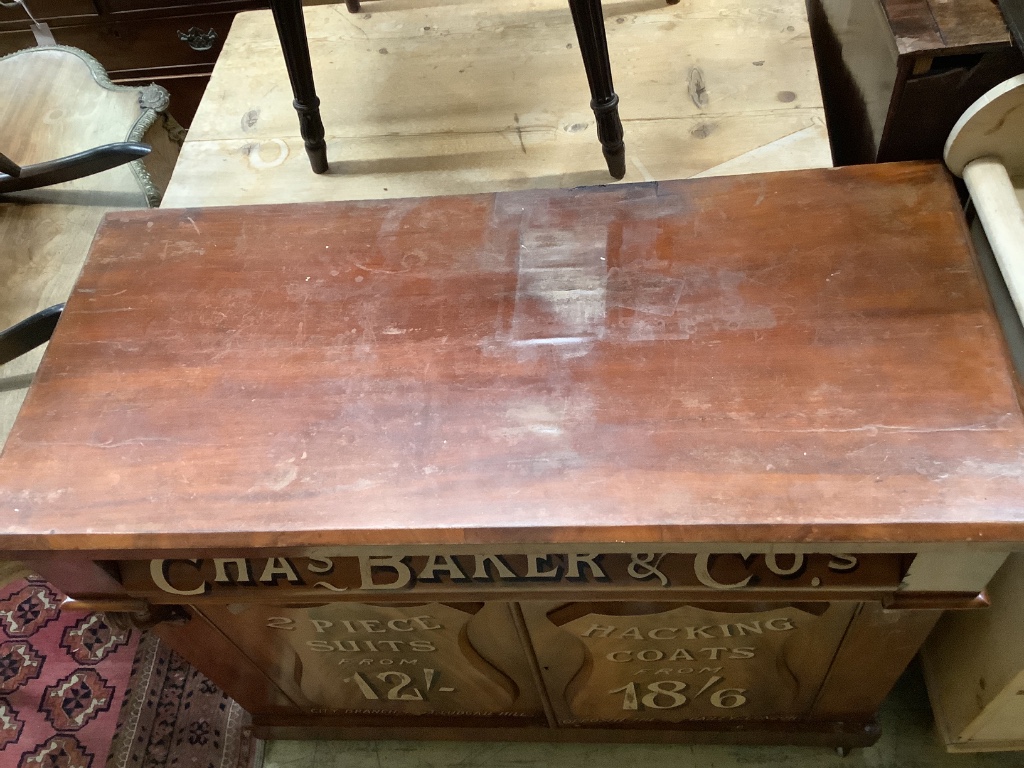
[269,0,329,173]
[566,0,625,179]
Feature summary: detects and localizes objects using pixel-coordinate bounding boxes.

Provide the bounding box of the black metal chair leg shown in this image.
[269,0,329,173]
[566,0,626,179]
[0,304,64,367]
[345,0,361,12]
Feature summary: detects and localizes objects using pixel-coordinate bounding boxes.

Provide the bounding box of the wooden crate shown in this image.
[807,0,1024,165]
[923,554,1024,752]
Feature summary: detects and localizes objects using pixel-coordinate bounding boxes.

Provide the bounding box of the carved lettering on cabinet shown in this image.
[523,602,858,724]
[198,602,544,718]
[129,551,911,600]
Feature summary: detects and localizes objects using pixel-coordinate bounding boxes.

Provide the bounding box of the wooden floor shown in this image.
[162,0,831,207]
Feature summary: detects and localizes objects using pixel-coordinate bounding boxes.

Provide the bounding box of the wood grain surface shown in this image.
[883,0,1010,55]
[1,162,1023,554]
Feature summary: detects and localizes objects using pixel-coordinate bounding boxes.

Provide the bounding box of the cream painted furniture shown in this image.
[920,75,1024,754]
[161,0,831,208]
[923,555,1024,752]
[943,74,1024,335]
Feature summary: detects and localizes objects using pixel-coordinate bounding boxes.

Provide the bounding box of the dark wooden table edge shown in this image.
[91,162,956,221]
[5,524,1024,559]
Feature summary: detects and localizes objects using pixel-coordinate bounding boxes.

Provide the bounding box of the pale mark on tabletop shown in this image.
[353,261,408,274]
[249,461,299,493]
[760,423,1009,435]
[87,437,174,449]
[509,336,592,347]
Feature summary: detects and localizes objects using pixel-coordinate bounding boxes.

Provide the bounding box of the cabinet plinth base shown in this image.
[253,718,881,747]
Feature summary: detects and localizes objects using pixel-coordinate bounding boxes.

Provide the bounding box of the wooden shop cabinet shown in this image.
[0,1,324,126]
[114,552,983,744]
[1,163,1023,748]
[806,0,1024,165]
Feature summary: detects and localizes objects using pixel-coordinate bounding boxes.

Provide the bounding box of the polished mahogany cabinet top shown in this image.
[1,163,1022,554]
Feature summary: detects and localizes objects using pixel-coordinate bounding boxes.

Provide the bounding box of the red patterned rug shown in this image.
[0,577,261,768]
[0,576,136,767]
[106,631,261,768]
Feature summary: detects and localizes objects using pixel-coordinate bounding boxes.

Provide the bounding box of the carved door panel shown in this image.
[199,601,544,719]
[521,601,858,725]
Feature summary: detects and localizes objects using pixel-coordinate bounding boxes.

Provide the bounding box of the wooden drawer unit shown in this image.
[0,0,96,29]
[104,0,260,11]
[807,0,1024,164]
[0,1,273,126]
[0,12,234,71]
[0,1,333,126]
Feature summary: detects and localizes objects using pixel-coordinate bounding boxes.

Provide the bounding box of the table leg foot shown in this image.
[345,0,361,13]
[592,95,625,179]
[305,142,329,174]
[294,98,328,174]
